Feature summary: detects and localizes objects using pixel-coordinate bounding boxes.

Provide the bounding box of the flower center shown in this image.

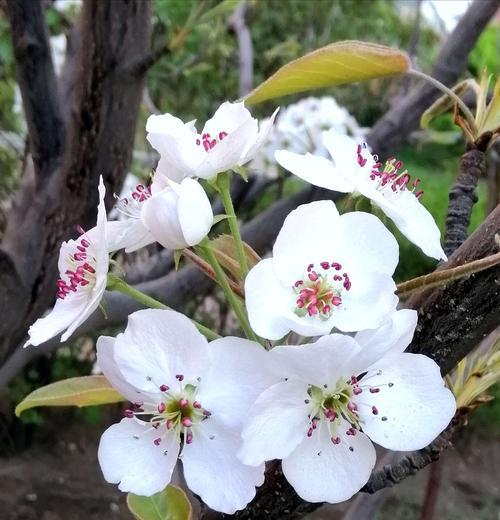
[293,262,351,318]
[303,370,394,448]
[56,227,97,299]
[125,374,211,448]
[356,144,424,199]
[195,131,228,151]
[115,184,152,219]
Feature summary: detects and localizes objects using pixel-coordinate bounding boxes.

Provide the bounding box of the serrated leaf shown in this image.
[15,376,124,417]
[127,486,192,520]
[211,234,261,281]
[245,40,411,105]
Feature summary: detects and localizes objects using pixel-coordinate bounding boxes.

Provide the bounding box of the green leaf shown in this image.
[245,40,411,105]
[15,376,124,417]
[174,249,183,271]
[197,0,239,25]
[212,214,229,225]
[127,486,192,520]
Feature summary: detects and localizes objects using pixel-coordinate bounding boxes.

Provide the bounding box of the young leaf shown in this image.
[15,375,124,417]
[245,40,411,105]
[127,486,192,520]
[211,234,261,281]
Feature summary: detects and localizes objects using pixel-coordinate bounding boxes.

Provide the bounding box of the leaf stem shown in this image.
[408,68,477,133]
[217,171,249,278]
[106,275,220,341]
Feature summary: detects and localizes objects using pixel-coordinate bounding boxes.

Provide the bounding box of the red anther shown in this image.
[158,402,166,414]
[196,138,201,145]
[132,192,140,200]
[294,280,304,287]
[369,387,380,394]
[152,422,160,429]
[136,184,145,192]
[186,432,193,444]
[193,401,202,409]
[166,419,174,430]
[81,239,90,248]
[77,245,86,253]
[176,374,184,381]
[331,436,341,445]
[296,299,305,309]
[311,418,318,430]
[357,145,362,154]
[73,253,86,261]
[347,402,357,412]
[84,264,95,274]
[307,427,313,438]
[203,141,211,151]
[415,190,424,199]
[153,438,161,446]
[350,376,358,384]
[308,271,319,282]
[179,398,189,408]
[203,410,212,417]
[320,261,330,270]
[331,262,342,270]
[331,296,342,306]
[343,280,352,291]
[353,387,363,395]
[307,263,314,272]
[219,131,228,140]
[181,417,192,427]
[76,225,85,235]
[307,305,319,316]
[412,178,420,187]
[333,275,342,281]
[80,280,90,286]
[323,305,331,314]
[124,409,134,418]
[372,406,379,415]
[159,384,169,392]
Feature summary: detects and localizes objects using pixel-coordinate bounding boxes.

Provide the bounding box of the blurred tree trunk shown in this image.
[0,0,152,363]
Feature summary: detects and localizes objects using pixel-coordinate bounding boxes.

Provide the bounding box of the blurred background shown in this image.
[0,0,499,519]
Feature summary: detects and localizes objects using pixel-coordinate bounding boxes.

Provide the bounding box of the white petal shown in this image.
[272,200,341,286]
[24,293,88,347]
[141,188,187,249]
[336,211,399,277]
[183,418,264,514]
[269,334,362,386]
[202,101,254,135]
[280,310,337,339]
[282,419,376,503]
[239,381,312,466]
[195,117,258,179]
[146,113,205,177]
[105,219,154,253]
[323,131,375,176]
[374,192,447,261]
[154,155,188,184]
[241,107,280,164]
[355,309,418,361]
[197,337,279,429]
[96,336,143,403]
[334,272,398,332]
[113,309,210,393]
[275,150,355,193]
[356,353,456,451]
[177,178,213,246]
[244,258,292,340]
[98,418,179,495]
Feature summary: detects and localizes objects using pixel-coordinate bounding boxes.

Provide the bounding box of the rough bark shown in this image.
[444,136,490,256]
[367,0,499,158]
[0,0,151,362]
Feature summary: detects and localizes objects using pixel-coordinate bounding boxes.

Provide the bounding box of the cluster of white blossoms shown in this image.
[250,96,365,178]
[24,100,456,514]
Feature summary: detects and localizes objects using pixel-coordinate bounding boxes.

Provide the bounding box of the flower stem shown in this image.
[199,244,260,343]
[106,274,220,341]
[216,171,249,278]
[408,69,477,132]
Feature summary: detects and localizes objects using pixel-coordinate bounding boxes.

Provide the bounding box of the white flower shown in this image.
[244,200,399,340]
[238,310,456,504]
[97,309,277,514]
[275,131,446,261]
[146,101,279,182]
[24,177,109,346]
[107,177,213,252]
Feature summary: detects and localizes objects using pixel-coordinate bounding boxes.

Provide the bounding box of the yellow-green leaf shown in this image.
[15,375,124,417]
[127,486,192,520]
[245,40,411,105]
[211,234,261,281]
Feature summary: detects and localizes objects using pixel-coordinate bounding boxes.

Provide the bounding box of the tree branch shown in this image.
[229,0,253,97]
[6,0,65,179]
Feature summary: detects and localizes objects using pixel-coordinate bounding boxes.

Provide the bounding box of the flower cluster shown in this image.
[23,99,455,514]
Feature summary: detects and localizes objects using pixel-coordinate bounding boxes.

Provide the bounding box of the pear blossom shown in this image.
[239,310,456,504]
[244,200,399,340]
[97,309,277,514]
[107,176,213,252]
[275,130,446,261]
[146,101,279,182]
[24,178,109,347]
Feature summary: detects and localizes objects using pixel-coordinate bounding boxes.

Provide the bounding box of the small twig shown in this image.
[397,250,500,297]
[419,458,443,520]
[124,43,170,76]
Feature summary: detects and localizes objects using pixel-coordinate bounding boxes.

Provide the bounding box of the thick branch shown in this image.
[367,0,498,158]
[6,0,65,178]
